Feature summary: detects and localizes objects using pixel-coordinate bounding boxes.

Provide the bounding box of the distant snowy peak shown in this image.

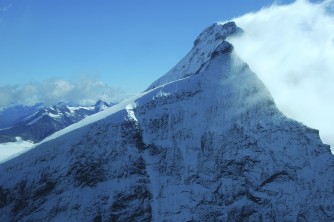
[147,21,243,90]
[23,104,94,126]
[0,101,113,143]
[94,100,113,112]
[0,103,43,129]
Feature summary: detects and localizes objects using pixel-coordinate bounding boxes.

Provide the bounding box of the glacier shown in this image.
[0,22,333,221]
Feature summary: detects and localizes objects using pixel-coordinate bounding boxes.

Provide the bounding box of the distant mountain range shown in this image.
[0,100,113,143]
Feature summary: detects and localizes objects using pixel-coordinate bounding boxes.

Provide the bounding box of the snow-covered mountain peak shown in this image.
[193,21,242,47]
[94,100,111,112]
[1,22,334,221]
[147,21,242,90]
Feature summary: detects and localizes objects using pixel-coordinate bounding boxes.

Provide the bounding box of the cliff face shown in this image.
[0,22,333,222]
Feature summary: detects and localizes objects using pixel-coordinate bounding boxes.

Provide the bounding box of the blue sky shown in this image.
[0,0,295,93]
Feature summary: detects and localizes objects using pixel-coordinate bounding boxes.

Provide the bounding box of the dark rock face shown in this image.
[0,111,154,221]
[0,22,333,222]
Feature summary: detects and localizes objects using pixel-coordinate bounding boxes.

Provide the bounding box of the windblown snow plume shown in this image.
[229,0,334,148]
[0,76,128,107]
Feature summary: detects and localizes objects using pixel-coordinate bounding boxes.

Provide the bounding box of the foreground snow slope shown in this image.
[0,22,333,222]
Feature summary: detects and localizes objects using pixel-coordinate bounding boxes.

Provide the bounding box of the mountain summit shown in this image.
[0,22,333,221]
[148,21,242,90]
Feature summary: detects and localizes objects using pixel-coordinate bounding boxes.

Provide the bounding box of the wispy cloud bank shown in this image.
[229,0,334,147]
[0,76,130,107]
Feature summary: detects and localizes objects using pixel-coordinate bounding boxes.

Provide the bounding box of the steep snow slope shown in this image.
[0,22,333,222]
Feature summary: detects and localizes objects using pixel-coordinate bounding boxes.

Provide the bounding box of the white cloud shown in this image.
[228,0,334,148]
[0,76,130,107]
[0,138,34,164]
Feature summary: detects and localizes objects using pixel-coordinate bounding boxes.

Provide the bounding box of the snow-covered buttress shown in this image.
[0,22,333,222]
